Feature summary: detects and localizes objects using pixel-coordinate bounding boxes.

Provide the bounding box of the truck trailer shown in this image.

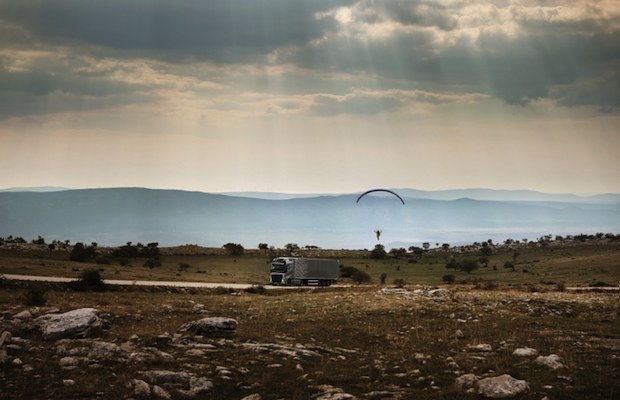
[269,257,339,286]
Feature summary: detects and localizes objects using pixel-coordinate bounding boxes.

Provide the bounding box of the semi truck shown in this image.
[269,257,339,286]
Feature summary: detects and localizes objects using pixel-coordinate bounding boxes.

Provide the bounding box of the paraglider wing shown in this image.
[356,189,405,205]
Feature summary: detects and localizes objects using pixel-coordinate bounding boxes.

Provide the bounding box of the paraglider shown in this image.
[356,189,405,205]
[357,189,405,241]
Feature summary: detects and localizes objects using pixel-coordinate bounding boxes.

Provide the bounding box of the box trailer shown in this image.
[269,257,339,286]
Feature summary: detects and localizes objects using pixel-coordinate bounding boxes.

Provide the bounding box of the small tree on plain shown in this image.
[503,261,516,271]
[459,259,479,274]
[223,243,244,256]
[442,274,455,284]
[479,256,489,267]
[370,244,387,259]
[380,273,388,284]
[351,270,371,284]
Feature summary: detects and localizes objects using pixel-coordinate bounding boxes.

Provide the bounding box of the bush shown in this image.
[393,278,406,288]
[380,273,388,284]
[340,266,359,278]
[442,274,455,284]
[69,269,106,292]
[95,257,111,265]
[179,262,191,272]
[244,285,267,295]
[143,259,162,269]
[351,270,371,284]
[484,281,498,291]
[370,244,387,259]
[24,285,48,306]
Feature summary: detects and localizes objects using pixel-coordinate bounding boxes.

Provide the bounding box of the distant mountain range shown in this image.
[0,187,618,249]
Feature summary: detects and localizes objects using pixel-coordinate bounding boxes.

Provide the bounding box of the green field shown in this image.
[1,241,619,287]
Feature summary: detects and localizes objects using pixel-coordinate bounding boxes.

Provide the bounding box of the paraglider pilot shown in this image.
[374,230,382,240]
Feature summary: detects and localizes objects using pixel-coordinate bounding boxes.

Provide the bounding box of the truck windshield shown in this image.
[270,259,287,272]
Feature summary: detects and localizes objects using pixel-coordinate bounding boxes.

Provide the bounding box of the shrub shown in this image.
[24,285,48,306]
[179,262,191,272]
[557,281,566,292]
[442,274,455,284]
[69,269,106,292]
[484,281,498,291]
[95,257,111,265]
[143,259,162,269]
[380,273,388,284]
[118,258,132,267]
[244,285,267,295]
[351,270,371,284]
[213,287,236,295]
[340,266,359,278]
[393,278,406,288]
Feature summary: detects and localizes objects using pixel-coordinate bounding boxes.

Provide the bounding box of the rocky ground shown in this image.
[0,284,619,399]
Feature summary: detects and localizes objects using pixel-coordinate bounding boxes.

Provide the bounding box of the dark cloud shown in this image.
[0,0,351,62]
[0,0,618,115]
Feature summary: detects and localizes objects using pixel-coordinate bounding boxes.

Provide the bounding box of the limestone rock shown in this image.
[455,373,478,390]
[177,317,238,338]
[145,370,190,388]
[59,356,80,367]
[14,310,32,320]
[132,379,151,399]
[513,347,538,357]
[534,354,564,370]
[0,331,12,347]
[313,384,358,400]
[241,394,261,400]
[477,374,529,398]
[0,349,8,364]
[468,344,492,352]
[37,308,101,341]
[152,385,172,400]
[88,341,122,359]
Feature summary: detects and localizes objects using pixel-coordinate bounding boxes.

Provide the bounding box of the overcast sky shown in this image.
[1,0,619,195]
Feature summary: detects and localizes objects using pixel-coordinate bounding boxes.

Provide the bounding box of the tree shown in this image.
[370,244,387,259]
[479,246,493,256]
[479,256,489,267]
[285,243,300,253]
[70,242,97,262]
[351,270,371,284]
[389,247,407,258]
[141,242,160,259]
[503,261,515,271]
[143,259,162,269]
[422,242,430,250]
[223,243,244,255]
[459,259,479,274]
[442,274,455,284]
[445,259,459,271]
[442,243,450,251]
[380,273,388,284]
[179,262,191,272]
[512,252,521,261]
[258,243,269,250]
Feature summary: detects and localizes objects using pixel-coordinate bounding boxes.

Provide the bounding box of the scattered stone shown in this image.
[192,304,206,312]
[535,354,564,370]
[132,379,151,399]
[37,308,102,341]
[88,341,122,359]
[177,317,238,338]
[477,374,529,398]
[240,394,261,400]
[59,356,80,367]
[312,384,358,400]
[63,379,75,386]
[512,347,538,357]
[0,331,12,346]
[454,329,464,339]
[152,385,172,400]
[455,373,478,390]
[14,310,32,320]
[179,376,213,395]
[0,350,9,364]
[468,344,492,352]
[12,357,23,365]
[242,342,321,358]
[144,370,190,388]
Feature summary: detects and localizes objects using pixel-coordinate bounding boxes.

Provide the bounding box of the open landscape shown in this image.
[1,236,619,399]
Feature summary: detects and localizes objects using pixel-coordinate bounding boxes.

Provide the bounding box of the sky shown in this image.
[1,0,619,195]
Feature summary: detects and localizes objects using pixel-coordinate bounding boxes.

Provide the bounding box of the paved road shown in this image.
[0,274,338,289]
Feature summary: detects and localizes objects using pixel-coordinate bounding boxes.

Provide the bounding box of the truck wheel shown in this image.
[287,278,292,286]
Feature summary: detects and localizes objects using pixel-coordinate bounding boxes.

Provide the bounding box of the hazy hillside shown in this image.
[0,188,618,249]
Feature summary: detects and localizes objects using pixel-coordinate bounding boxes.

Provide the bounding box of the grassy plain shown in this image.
[1,242,619,287]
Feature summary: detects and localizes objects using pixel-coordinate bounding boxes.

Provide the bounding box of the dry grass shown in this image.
[1,281,619,399]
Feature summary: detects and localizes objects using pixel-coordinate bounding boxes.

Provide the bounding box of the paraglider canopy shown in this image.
[356,189,405,205]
